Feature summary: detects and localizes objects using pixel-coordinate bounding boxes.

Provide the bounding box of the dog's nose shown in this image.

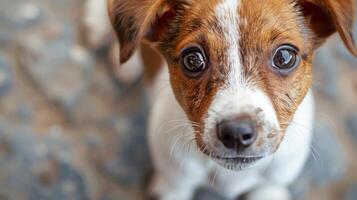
[217,118,257,150]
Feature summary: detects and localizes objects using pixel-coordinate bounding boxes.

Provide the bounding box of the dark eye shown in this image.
[181,47,207,77]
[272,45,300,74]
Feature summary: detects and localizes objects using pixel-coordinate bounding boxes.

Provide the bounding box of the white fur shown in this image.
[244,185,292,200]
[215,0,242,86]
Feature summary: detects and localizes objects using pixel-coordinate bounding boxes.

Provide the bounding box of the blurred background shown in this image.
[0,0,356,200]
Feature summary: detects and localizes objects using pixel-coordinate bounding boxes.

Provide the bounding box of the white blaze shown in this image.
[204,0,279,149]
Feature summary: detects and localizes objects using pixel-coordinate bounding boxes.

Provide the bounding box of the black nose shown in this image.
[217,119,257,150]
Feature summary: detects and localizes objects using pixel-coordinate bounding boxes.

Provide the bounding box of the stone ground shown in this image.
[0,0,356,200]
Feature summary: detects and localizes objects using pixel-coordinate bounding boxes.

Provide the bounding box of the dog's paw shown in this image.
[243,185,291,200]
[147,173,195,200]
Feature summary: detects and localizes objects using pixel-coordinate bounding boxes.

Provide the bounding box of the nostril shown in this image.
[242,133,253,141]
[240,132,256,146]
[237,122,256,145]
[217,123,237,149]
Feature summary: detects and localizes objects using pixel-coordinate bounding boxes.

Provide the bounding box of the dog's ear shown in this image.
[108,0,179,64]
[297,0,357,56]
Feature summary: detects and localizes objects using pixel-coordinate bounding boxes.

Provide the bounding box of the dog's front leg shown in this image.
[147,83,210,200]
[214,170,291,200]
[243,185,292,200]
[149,169,205,200]
[148,123,209,200]
[148,143,209,200]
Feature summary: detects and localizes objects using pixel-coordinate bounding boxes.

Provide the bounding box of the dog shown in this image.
[87,0,357,199]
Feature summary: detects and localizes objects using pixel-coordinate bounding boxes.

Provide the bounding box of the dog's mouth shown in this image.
[199,146,267,170]
[211,155,264,170]
[215,155,263,163]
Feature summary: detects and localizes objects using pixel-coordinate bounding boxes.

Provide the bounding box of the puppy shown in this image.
[105,0,357,199]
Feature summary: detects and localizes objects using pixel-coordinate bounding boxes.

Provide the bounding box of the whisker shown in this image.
[211,170,218,187]
[166,130,190,161]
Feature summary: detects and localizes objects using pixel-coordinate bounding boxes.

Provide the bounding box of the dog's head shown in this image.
[109,0,357,170]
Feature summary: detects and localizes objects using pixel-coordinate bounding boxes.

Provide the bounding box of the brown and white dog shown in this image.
[86,0,357,199]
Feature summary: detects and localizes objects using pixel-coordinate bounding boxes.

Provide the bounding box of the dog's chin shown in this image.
[212,156,264,171]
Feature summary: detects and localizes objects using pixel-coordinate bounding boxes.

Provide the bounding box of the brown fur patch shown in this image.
[297,0,357,56]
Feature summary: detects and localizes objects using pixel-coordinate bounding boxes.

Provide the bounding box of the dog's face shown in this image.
[109,0,357,170]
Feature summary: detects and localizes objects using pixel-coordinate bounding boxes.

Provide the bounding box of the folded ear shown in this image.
[297,0,357,56]
[107,0,178,64]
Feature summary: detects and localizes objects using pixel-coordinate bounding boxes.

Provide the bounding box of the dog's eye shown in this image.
[181,47,207,77]
[272,45,300,74]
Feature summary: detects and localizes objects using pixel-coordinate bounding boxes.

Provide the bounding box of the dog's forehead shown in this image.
[182,0,303,47]
[170,0,309,124]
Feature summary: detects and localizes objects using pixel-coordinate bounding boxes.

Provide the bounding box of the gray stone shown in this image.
[346,113,357,142]
[0,32,9,47]
[66,63,124,124]
[0,119,89,200]
[17,22,94,112]
[0,54,12,98]
[27,160,89,200]
[1,2,43,29]
[15,104,33,121]
[344,183,357,200]
[0,1,43,47]
[336,42,357,67]
[313,48,339,101]
[0,17,12,46]
[101,99,152,188]
[0,135,13,167]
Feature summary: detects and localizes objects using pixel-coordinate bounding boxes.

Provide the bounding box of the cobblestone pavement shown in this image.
[0,0,356,200]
